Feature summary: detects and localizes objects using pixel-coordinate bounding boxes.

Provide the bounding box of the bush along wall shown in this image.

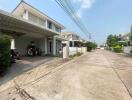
[113,45,123,53]
[0,35,11,76]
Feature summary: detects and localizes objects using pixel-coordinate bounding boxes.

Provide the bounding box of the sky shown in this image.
[0,0,132,44]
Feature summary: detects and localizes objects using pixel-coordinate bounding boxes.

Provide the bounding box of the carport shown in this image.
[0,10,59,56]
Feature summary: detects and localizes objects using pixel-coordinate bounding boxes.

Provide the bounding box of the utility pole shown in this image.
[129,25,132,46]
[130,25,132,41]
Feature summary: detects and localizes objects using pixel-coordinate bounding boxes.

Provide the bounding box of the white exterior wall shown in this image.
[22,10,28,20]
[28,12,46,28]
[21,10,62,33]
[123,46,132,54]
[69,47,87,55]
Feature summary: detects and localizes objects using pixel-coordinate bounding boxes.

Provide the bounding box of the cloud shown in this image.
[73,0,95,18]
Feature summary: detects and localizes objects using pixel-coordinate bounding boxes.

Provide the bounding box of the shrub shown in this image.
[113,45,122,53]
[76,52,83,56]
[130,50,132,53]
[0,35,11,76]
[84,42,97,52]
[69,52,82,58]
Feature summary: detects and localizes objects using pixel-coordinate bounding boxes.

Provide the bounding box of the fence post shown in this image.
[63,45,69,59]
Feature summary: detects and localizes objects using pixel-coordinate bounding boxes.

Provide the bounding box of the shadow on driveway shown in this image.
[0,56,58,86]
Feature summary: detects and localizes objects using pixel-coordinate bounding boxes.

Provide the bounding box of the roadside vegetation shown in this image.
[106,26,132,53]
[69,52,83,59]
[106,34,129,53]
[0,35,11,76]
[83,41,97,52]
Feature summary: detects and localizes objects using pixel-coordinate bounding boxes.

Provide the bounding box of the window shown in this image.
[69,41,72,47]
[48,21,52,29]
[55,27,61,33]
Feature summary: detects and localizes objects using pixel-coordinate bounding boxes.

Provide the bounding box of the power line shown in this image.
[55,0,92,40]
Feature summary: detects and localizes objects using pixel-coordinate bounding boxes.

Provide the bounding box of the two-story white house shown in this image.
[61,32,87,55]
[62,32,87,47]
[0,1,65,56]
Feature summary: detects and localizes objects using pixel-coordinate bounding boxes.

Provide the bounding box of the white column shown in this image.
[53,36,56,56]
[11,39,15,50]
[56,41,58,54]
[72,41,74,47]
[46,20,48,29]
[44,37,48,55]
[63,45,69,59]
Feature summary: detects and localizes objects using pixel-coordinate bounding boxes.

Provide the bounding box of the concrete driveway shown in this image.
[0,50,132,100]
[0,56,59,86]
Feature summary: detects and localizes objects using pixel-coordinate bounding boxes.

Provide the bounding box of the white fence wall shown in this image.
[69,47,87,55]
[123,46,132,54]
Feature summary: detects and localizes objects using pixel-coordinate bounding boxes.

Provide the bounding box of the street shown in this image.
[1,50,132,100]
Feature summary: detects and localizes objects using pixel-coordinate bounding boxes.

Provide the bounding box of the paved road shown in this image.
[24,50,132,100]
[1,50,132,100]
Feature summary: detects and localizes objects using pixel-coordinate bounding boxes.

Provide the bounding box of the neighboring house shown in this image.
[120,26,132,54]
[0,1,65,56]
[119,33,129,42]
[120,26,132,42]
[62,32,87,55]
[62,32,86,47]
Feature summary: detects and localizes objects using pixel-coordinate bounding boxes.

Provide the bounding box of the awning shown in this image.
[0,10,59,38]
[55,36,68,41]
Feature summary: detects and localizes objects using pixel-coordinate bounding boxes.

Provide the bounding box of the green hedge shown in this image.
[0,35,11,76]
[113,45,122,53]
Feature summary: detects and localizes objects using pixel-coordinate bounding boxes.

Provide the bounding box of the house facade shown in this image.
[62,32,86,47]
[0,1,65,56]
[62,32,87,55]
[120,26,132,54]
[119,34,129,42]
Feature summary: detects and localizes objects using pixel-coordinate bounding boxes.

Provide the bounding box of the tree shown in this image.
[84,41,97,52]
[107,34,118,47]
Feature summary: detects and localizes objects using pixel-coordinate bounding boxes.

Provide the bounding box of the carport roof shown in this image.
[55,36,68,41]
[0,10,59,38]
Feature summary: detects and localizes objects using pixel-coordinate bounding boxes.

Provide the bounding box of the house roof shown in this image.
[11,1,65,29]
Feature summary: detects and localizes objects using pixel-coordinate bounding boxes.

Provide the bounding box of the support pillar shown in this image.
[44,37,48,55]
[53,36,56,56]
[72,41,74,47]
[63,44,69,59]
[11,39,15,49]
[46,20,48,29]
